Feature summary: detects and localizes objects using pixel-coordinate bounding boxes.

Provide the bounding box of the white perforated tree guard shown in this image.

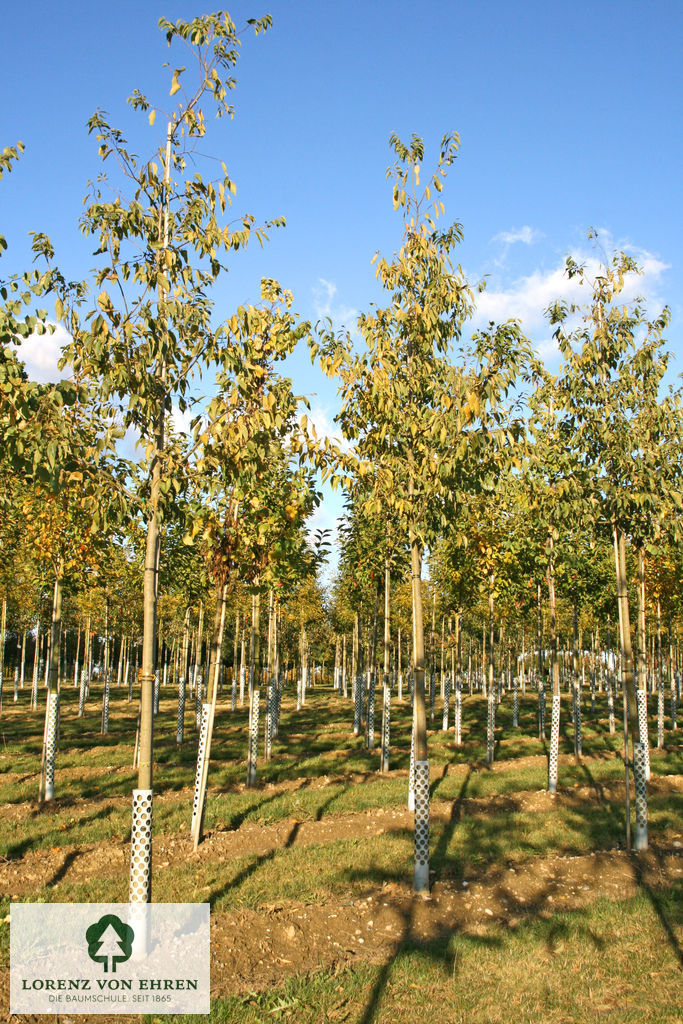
[264,681,272,761]
[607,676,615,733]
[367,678,376,750]
[194,675,203,728]
[408,724,415,812]
[633,742,648,851]
[573,683,582,758]
[413,759,430,893]
[381,684,391,773]
[102,678,111,734]
[247,689,260,787]
[176,675,186,745]
[191,703,211,836]
[129,788,153,904]
[636,689,651,781]
[353,675,362,736]
[275,674,283,736]
[548,693,561,794]
[44,692,59,801]
[442,674,451,732]
[486,692,495,765]
[671,677,678,731]
[657,679,664,748]
[538,678,546,739]
[129,900,151,957]
[454,678,462,746]
[512,676,519,728]
[78,671,86,718]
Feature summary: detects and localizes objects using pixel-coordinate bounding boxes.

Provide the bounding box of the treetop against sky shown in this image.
[2,0,681,562]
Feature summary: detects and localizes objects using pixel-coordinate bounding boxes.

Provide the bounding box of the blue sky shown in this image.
[3,0,682,562]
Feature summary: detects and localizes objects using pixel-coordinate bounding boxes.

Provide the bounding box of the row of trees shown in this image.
[317,149,682,881]
[2,12,681,898]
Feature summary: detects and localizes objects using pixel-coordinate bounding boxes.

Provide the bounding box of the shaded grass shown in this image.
[6,790,680,913]
[0,683,680,860]
[2,756,678,861]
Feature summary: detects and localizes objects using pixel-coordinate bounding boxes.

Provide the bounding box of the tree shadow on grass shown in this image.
[3,802,118,860]
[349,870,604,1024]
[630,851,683,967]
[210,778,315,832]
[206,786,348,910]
[332,754,683,1024]
[45,848,82,888]
[576,757,607,803]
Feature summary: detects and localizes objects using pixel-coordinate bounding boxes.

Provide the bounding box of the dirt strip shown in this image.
[1,774,681,896]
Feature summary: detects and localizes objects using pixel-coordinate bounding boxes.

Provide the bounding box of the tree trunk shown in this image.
[547,534,561,794]
[193,581,228,847]
[39,569,63,803]
[381,559,391,773]
[409,527,429,893]
[0,596,6,713]
[246,590,261,787]
[614,529,639,743]
[614,526,645,850]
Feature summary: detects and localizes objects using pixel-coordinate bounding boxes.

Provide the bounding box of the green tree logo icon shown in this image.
[86,914,134,973]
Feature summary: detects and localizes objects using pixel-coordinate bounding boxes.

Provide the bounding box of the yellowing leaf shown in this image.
[148,109,156,125]
[170,74,181,96]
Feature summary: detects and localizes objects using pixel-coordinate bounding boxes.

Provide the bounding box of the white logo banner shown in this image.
[10,903,210,1014]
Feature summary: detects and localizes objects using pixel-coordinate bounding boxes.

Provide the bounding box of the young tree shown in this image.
[550,240,682,849]
[54,12,282,902]
[316,133,531,891]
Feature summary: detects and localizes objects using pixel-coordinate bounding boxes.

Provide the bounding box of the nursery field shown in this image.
[1,680,681,1024]
[2,6,682,1024]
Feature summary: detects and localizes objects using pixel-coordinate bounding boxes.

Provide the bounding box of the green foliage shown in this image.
[550,241,681,546]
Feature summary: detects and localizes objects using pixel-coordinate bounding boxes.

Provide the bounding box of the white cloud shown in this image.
[473,264,572,333]
[14,322,71,382]
[301,402,353,454]
[169,403,195,437]
[471,243,670,359]
[312,278,358,329]
[535,337,560,361]
[493,226,543,246]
